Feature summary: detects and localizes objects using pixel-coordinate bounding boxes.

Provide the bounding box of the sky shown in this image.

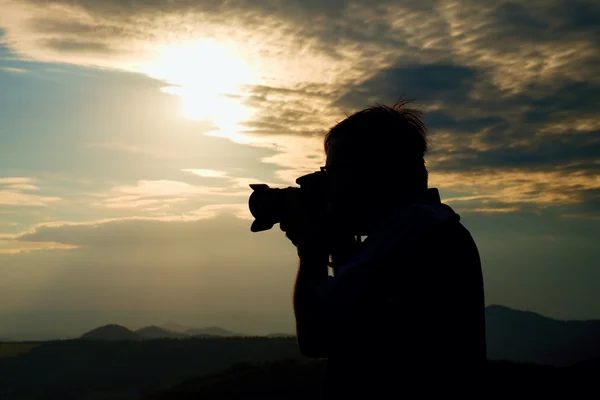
[0,0,599,339]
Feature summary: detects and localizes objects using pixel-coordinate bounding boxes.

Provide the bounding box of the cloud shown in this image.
[0,0,364,87]
[0,239,77,255]
[0,177,61,207]
[190,204,252,220]
[0,177,34,185]
[93,179,249,211]
[0,202,251,255]
[12,207,252,247]
[83,141,156,155]
[2,0,600,333]
[1,0,598,217]
[2,192,600,335]
[182,168,290,192]
[469,207,520,214]
[1,66,27,73]
[0,208,298,334]
[337,63,479,107]
[434,168,600,207]
[182,169,229,178]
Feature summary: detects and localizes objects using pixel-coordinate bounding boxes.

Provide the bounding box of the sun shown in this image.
[141,40,258,132]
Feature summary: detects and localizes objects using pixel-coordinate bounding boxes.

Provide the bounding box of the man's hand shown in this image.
[279,190,359,265]
[279,190,329,258]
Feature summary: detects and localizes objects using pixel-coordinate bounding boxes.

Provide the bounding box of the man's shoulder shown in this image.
[333,204,478,281]
[395,215,476,251]
[429,218,476,245]
[379,216,480,272]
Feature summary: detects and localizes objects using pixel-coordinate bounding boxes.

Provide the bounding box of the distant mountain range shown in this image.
[185,326,240,337]
[0,336,305,399]
[80,324,246,341]
[3,306,599,400]
[485,304,600,366]
[160,322,187,333]
[136,326,189,339]
[76,305,600,366]
[80,324,140,341]
[266,333,296,338]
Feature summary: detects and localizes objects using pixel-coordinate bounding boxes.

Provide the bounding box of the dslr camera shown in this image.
[248,170,329,232]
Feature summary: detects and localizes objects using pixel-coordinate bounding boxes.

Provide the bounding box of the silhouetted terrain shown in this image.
[135,326,188,340]
[142,358,597,399]
[0,337,303,400]
[184,326,240,337]
[77,306,600,365]
[78,324,242,342]
[143,359,327,400]
[266,333,295,338]
[160,323,187,333]
[80,324,141,341]
[1,305,599,399]
[486,305,600,366]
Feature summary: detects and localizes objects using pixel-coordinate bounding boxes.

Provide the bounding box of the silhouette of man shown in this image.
[280,98,486,398]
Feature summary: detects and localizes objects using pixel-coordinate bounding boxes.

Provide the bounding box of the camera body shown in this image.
[248,170,329,232]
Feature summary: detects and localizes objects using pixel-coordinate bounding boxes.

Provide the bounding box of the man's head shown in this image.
[323,97,429,234]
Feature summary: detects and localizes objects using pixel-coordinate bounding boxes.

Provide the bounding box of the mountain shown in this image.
[78,324,240,341]
[136,326,189,339]
[0,337,305,399]
[185,326,241,337]
[160,322,188,333]
[485,305,600,366]
[72,305,600,365]
[267,333,295,338]
[80,324,140,341]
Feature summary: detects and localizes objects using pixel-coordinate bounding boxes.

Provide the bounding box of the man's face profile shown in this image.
[324,137,377,233]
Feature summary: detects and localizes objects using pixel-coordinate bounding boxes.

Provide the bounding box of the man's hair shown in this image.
[324,97,429,190]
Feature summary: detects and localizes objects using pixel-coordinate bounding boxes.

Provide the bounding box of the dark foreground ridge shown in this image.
[0,337,304,400]
[1,305,599,399]
[143,359,327,400]
[143,358,597,400]
[0,336,598,399]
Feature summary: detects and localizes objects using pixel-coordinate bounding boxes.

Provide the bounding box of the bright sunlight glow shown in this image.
[140,40,258,133]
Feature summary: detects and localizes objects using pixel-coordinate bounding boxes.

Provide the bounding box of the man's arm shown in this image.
[292,246,331,358]
[286,221,359,358]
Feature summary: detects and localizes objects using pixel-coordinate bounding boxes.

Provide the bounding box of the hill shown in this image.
[485,305,600,366]
[80,324,140,341]
[161,323,188,333]
[0,337,304,400]
[185,326,240,337]
[143,359,327,400]
[78,324,241,341]
[76,306,600,365]
[136,326,188,339]
[266,333,295,338]
[2,302,600,400]
[142,358,598,399]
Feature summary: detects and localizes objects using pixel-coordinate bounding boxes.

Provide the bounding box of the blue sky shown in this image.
[0,0,599,338]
